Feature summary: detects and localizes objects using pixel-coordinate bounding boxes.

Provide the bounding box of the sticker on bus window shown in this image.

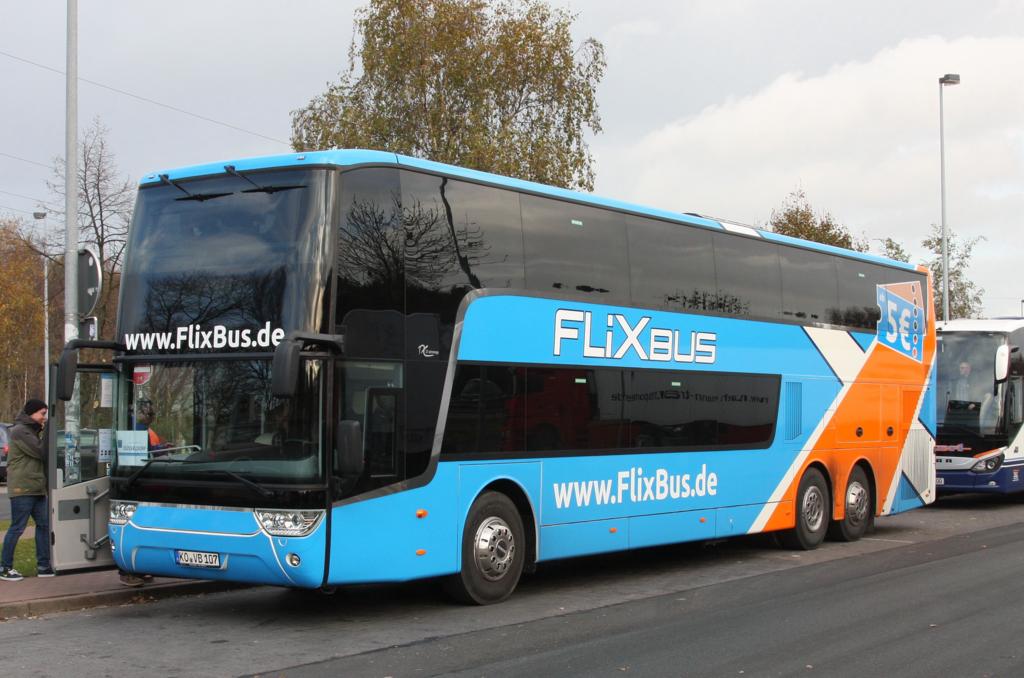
[116,430,149,466]
[132,365,152,386]
[98,429,114,463]
[100,374,113,407]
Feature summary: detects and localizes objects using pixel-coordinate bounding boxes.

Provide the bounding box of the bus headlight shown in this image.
[971,454,1004,473]
[110,501,138,525]
[255,509,324,537]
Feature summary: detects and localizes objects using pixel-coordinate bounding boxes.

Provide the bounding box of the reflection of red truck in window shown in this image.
[503,368,630,452]
[446,364,777,454]
[502,368,775,452]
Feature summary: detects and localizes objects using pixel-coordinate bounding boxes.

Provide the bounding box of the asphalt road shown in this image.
[1,494,1024,677]
[0,486,9,521]
[296,517,1024,678]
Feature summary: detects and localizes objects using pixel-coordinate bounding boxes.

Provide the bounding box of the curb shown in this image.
[0,580,248,620]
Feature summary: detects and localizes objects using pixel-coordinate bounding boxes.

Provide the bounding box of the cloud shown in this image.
[594,35,1024,315]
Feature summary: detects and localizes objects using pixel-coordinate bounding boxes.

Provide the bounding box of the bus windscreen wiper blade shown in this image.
[122,457,190,490]
[224,164,305,194]
[159,173,233,202]
[202,469,275,498]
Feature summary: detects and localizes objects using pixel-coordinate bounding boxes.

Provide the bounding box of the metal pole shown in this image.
[43,256,49,403]
[939,80,949,322]
[65,0,79,343]
[33,212,50,403]
[64,0,80,487]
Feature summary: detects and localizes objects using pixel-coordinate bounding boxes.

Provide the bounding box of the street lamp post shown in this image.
[939,73,960,321]
[33,212,49,404]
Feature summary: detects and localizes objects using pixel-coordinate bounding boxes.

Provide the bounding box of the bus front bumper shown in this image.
[108,503,326,588]
[936,464,1024,495]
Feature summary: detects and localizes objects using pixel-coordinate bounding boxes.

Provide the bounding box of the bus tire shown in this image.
[444,491,525,605]
[827,466,872,542]
[779,467,830,550]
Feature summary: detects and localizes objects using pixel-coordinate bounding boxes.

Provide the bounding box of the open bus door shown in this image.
[47,363,117,572]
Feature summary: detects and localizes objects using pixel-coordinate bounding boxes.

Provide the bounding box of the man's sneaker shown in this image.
[0,568,24,582]
[36,567,56,578]
[119,573,145,587]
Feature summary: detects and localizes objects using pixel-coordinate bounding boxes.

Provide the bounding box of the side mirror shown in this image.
[56,347,79,401]
[996,344,1011,383]
[271,339,302,398]
[334,419,364,477]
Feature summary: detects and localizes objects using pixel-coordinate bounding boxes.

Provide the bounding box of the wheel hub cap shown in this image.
[473,517,516,582]
[845,481,869,527]
[803,486,825,532]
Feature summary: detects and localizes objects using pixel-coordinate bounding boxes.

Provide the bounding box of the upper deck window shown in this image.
[521,194,630,303]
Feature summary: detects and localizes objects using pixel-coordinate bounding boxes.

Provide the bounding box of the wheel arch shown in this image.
[805,460,834,504]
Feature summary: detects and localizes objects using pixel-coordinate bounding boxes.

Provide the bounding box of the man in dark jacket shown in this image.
[1,398,54,580]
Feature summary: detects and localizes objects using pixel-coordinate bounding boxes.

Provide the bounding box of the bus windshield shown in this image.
[111,360,325,486]
[937,331,1004,437]
[118,168,331,348]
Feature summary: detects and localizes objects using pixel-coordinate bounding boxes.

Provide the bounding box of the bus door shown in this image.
[364,387,404,480]
[48,365,117,572]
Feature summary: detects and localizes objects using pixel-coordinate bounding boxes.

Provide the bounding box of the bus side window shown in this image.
[1010,378,1023,427]
[365,388,401,478]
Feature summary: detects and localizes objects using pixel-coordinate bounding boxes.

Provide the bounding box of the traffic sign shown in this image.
[77,246,102,317]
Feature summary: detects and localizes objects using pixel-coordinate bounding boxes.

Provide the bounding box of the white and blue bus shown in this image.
[934,318,1024,494]
[54,150,936,603]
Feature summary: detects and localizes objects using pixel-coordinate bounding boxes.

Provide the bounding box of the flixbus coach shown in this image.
[52,150,936,603]
[934,318,1024,494]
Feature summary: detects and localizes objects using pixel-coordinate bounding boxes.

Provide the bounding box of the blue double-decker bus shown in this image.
[56,150,936,603]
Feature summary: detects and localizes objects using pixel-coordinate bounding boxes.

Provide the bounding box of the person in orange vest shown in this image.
[135,400,171,455]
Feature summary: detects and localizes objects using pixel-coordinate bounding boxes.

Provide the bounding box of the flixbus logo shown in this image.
[877,281,925,362]
[553,309,717,364]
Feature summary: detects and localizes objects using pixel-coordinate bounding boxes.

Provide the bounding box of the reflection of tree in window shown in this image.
[138,269,285,338]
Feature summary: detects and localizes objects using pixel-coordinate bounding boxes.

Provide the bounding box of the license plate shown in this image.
[176,550,220,568]
[935,477,944,486]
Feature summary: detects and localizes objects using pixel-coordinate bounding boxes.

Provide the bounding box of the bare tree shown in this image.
[45,117,134,340]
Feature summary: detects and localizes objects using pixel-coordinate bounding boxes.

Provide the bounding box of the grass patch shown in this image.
[0,519,43,576]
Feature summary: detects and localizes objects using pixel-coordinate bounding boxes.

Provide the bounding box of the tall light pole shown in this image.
[65,0,78,346]
[33,212,50,404]
[64,0,80,476]
[939,72,960,321]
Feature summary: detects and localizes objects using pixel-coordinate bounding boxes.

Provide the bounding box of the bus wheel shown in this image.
[779,467,830,550]
[827,466,872,542]
[444,491,525,605]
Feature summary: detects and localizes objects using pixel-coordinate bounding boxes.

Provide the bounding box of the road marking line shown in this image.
[862,537,916,544]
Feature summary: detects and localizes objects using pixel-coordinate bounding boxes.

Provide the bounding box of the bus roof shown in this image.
[937,318,1024,334]
[140,148,919,272]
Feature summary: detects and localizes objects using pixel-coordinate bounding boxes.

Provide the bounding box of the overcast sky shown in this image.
[2,1,1022,315]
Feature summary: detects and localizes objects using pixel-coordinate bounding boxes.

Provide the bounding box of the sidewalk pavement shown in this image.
[0,529,245,619]
[0,489,247,619]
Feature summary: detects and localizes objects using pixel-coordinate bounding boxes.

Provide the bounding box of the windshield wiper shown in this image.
[201,468,275,498]
[223,165,306,194]
[938,423,987,438]
[159,173,233,202]
[121,457,191,490]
